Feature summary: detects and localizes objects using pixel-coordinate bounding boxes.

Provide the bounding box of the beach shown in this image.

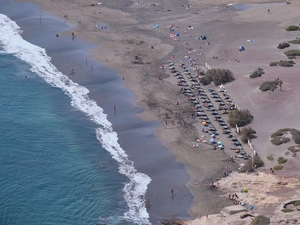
[1,0,300,224]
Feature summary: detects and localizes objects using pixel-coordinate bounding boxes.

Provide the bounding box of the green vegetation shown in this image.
[288,145,300,153]
[271,128,300,145]
[250,215,270,225]
[269,60,295,67]
[293,200,300,206]
[200,68,234,85]
[249,68,264,78]
[277,42,290,49]
[259,81,275,92]
[271,136,290,146]
[273,165,283,170]
[266,154,274,161]
[244,155,264,171]
[284,50,300,59]
[277,157,288,164]
[288,39,300,44]
[285,25,300,31]
[260,78,283,92]
[240,126,257,143]
[271,128,291,138]
[228,109,253,127]
[281,208,294,213]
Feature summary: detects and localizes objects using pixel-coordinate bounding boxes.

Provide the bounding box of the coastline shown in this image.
[4,0,300,224]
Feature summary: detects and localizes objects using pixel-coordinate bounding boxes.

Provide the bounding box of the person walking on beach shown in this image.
[114,105,116,112]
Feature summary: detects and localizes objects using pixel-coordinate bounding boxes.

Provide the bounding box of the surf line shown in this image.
[0,13,151,225]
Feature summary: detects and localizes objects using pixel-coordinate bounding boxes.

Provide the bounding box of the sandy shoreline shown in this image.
[12,0,300,223]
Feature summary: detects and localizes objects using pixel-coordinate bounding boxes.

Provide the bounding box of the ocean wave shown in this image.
[0,13,151,225]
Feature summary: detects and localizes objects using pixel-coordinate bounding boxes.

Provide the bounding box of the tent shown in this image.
[153,24,159,28]
[218,145,224,149]
[211,134,216,137]
[243,188,248,193]
[239,46,245,51]
[175,33,180,36]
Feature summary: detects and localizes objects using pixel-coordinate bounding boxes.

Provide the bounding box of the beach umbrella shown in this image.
[218,145,224,149]
[211,134,216,137]
[175,33,180,36]
[239,46,245,51]
[210,138,215,143]
[153,24,159,28]
[217,141,223,145]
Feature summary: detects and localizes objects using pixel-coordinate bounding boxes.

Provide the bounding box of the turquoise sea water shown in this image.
[0,52,130,225]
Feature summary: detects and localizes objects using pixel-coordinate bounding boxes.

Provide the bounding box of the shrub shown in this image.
[269,62,278,66]
[271,128,291,138]
[285,25,300,31]
[267,154,274,161]
[277,42,290,49]
[279,60,295,67]
[201,68,234,85]
[199,76,211,85]
[288,145,300,153]
[249,68,264,78]
[271,136,290,146]
[288,39,300,44]
[228,109,253,127]
[293,200,300,206]
[281,208,294,213]
[271,128,300,144]
[245,155,264,171]
[259,81,275,92]
[270,60,295,67]
[240,126,257,143]
[273,165,283,170]
[284,50,300,58]
[250,215,270,225]
[277,157,288,164]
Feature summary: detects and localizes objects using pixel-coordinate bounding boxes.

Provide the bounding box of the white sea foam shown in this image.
[0,14,152,225]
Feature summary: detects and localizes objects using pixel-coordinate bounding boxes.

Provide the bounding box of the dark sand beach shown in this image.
[3,0,300,224]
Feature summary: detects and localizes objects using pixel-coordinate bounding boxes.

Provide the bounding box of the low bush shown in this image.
[277,156,288,164]
[271,61,294,67]
[293,200,300,206]
[273,165,283,170]
[288,145,300,153]
[279,60,295,67]
[271,136,290,146]
[228,109,253,127]
[201,68,234,85]
[240,126,257,143]
[266,154,274,161]
[271,128,291,138]
[281,208,294,213]
[250,215,270,225]
[270,60,295,67]
[244,155,264,171]
[285,25,300,31]
[259,81,275,92]
[277,42,290,49]
[249,68,264,78]
[288,39,300,44]
[284,50,300,59]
